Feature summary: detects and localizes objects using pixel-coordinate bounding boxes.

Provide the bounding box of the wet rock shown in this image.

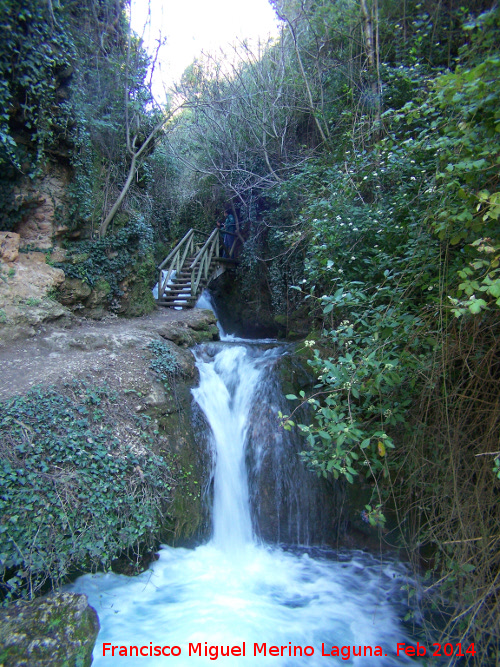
[182,308,218,333]
[274,304,311,340]
[157,322,217,347]
[156,309,219,347]
[247,353,345,546]
[0,592,99,667]
[153,400,212,545]
[209,272,278,338]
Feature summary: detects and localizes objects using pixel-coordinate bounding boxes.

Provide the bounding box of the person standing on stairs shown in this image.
[216,216,226,256]
[223,207,236,257]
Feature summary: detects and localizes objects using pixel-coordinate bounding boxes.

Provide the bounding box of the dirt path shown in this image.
[0,308,215,401]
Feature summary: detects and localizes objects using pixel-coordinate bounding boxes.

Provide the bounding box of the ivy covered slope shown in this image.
[0,313,219,603]
[0,382,172,602]
[168,0,500,662]
[0,0,181,325]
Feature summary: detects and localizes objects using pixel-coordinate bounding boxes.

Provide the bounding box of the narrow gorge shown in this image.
[1,0,498,664]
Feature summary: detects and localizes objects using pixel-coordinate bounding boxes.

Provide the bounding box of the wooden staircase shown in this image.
[156,227,238,308]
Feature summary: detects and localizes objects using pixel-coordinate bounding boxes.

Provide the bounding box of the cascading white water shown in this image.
[192,345,270,549]
[69,338,422,666]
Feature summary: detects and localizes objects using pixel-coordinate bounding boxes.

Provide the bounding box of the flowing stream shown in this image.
[70,305,420,665]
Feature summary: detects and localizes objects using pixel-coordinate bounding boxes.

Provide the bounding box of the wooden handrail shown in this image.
[157,225,239,306]
[190,228,219,296]
[190,228,219,268]
[158,229,195,298]
[158,229,193,270]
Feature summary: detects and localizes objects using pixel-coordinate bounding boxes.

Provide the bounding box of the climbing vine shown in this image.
[0,0,75,171]
[147,340,181,391]
[51,217,154,303]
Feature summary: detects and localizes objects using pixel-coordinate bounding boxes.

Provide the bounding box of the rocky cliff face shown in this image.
[0,232,71,345]
[0,161,157,342]
[247,352,345,546]
[13,164,72,250]
[0,163,78,343]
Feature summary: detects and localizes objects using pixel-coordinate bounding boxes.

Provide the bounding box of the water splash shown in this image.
[195,290,276,343]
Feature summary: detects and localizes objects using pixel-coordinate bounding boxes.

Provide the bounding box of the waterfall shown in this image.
[69,329,422,665]
[192,345,274,550]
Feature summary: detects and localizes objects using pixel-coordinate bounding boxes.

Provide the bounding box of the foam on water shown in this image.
[71,542,416,666]
[195,290,276,344]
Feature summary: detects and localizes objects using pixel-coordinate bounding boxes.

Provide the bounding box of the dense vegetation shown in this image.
[1,0,499,662]
[166,0,500,661]
[0,382,172,601]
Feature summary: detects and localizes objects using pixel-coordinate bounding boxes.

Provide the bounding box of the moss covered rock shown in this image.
[209,272,278,338]
[156,309,219,348]
[145,339,212,545]
[0,592,99,666]
[117,256,156,318]
[57,277,92,306]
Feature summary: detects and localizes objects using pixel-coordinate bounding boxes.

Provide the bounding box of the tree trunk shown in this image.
[99,153,137,238]
[360,0,381,139]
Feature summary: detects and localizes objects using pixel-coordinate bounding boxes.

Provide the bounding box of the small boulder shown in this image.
[57,277,92,307]
[0,592,99,666]
[155,310,219,347]
[144,381,168,407]
[183,308,218,332]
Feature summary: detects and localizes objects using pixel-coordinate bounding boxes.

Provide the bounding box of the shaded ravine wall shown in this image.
[247,352,345,546]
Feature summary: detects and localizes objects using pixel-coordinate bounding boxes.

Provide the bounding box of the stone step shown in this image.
[158,300,195,308]
[163,286,192,293]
